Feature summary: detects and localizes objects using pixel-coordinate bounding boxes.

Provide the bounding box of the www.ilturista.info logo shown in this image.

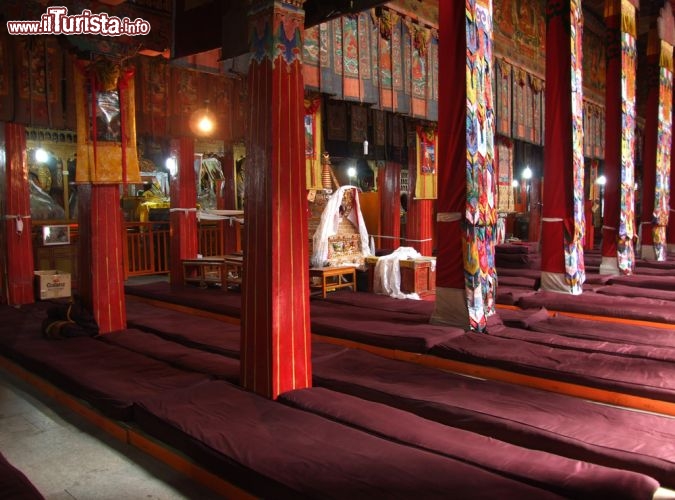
[6,6,151,36]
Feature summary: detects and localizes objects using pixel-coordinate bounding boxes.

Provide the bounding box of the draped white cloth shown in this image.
[311,186,372,267]
[373,246,422,300]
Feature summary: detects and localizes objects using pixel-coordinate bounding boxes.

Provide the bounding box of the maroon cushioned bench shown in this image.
[125,282,242,317]
[125,300,241,358]
[318,289,435,320]
[279,387,659,500]
[312,347,675,488]
[516,290,675,324]
[310,300,464,351]
[100,328,240,382]
[526,314,675,347]
[0,306,210,421]
[430,329,675,404]
[596,283,675,302]
[0,452,44,500]
[131,379,568,500]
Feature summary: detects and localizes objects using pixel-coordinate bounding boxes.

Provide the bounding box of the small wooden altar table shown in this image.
[309,266,356,298]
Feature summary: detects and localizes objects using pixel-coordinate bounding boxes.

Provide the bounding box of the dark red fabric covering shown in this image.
[312,348,675,488]
[319,290,434,320]
[607,274,675,291]
[125,300,241,357]
[310,300,463,351]
[100,328,240,382]
[279,388,658,500]
[0,305,209,420]
[526,315,675,347]
[431,330,675,403]
[125,282,242,317]
[595,284,675,302]
[516,290,675,323]
[132,380,565,499]
[0,452,44,500]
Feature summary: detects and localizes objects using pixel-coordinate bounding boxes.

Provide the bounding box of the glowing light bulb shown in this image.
[197,115,214,134]
[35,148,49,163]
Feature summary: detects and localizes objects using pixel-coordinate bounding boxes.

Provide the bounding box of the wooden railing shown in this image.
[123,222,171,277]
[123,221,234,277]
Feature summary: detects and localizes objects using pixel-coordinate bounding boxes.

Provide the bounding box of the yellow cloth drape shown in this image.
[414,127,437,200]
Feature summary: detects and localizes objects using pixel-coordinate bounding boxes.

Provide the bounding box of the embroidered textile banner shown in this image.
[652,53,673,260]
[618,27,638,272]
[464,0,497,331]
[305,96,323,190]
[414,125,437,199]
[74,59,140,184]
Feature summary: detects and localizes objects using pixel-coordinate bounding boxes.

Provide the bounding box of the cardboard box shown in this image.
[34,270,71,300]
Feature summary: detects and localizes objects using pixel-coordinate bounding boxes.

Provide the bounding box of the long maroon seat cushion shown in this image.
[279,388,659,500]
[0,452,44,500]
[526,315,675,347]
[430,330,675,403]
[607,274,675,291]
[131,380,565,500]
[486,323,675,362]
[0,308,209,420]
[516,290,675,324]
[594,284,675,302]
[125,282,241,317]
[312,348,675,488]
[125,300,241,357]
[310,301,464,352]
[100,328,240,382]
[317,290,434,321]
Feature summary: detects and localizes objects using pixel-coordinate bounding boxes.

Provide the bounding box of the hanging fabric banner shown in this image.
[617,5,638,274]
[652,41,673,260]
[566,0,587,291]
[414,125,437,199]
[74,57,140,184]
[305,96,323,190]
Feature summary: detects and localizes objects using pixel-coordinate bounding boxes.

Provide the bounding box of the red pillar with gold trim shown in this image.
[539,0,586,294]
[169,138,199,286]
[241,0,311,399]
[432,0,497,332]
[600,0,639,275]
[640,4,674,261]
[1,123,34,305]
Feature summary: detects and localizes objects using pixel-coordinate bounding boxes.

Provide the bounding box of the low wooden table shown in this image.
[182,257,227,289]
[309,266,356,298]
[223,254,244,290]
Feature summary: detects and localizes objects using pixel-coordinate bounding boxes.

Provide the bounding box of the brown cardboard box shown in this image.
[34,270,71,300]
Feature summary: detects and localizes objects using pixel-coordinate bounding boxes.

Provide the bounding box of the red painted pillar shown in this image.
[169,138,199,285]
[1,123,34,305]
[600,0,638,275]
[540,0,585,294]
[78,183,126,333]
[432,0,497,332]
[379,162,401,251]
[90,185,126,333]
[241,0,311,399]
[640,12,673,261]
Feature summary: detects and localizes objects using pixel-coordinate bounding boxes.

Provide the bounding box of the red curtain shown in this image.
[435,0,466,290]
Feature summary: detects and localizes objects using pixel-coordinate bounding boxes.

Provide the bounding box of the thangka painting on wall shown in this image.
[415,124,437,199]
[304,96,323,190]
[74,56,140,184]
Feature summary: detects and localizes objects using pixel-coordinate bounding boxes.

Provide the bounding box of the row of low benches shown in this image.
[1,299,673,498]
